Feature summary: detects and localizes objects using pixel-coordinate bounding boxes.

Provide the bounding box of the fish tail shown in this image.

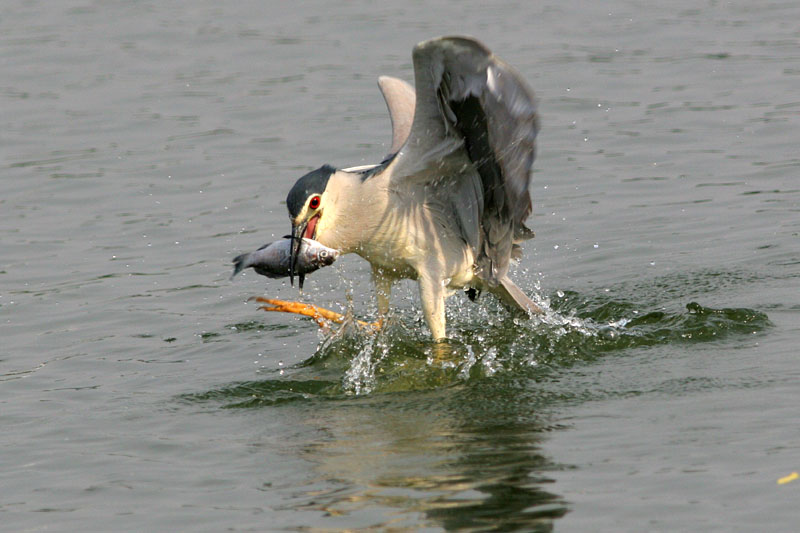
[230,252,251,280]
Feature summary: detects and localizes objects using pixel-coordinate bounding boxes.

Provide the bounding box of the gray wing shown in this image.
[386,36,539,285]
[377,76,416,157]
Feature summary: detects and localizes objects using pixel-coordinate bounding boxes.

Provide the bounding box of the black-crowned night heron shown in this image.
[276,36,542,340]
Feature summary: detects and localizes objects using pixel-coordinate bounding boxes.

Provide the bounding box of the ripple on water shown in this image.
[182,274,770,406]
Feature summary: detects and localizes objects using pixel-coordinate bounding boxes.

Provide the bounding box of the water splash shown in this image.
[336,325,387,396]
[187,282,770,407]
[312,290,769,397]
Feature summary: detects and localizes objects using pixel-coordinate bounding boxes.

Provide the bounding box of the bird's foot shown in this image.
[249,297,379,331]
[429,340,459,364]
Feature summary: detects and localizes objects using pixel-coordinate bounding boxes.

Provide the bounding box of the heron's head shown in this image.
[286,164,335,287]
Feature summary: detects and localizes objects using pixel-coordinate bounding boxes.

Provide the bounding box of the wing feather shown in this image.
[386,36,538,284]
[377,76,416,157]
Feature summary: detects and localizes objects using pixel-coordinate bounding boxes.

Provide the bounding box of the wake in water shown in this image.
[315,287,770,395]
[184,280,770,408]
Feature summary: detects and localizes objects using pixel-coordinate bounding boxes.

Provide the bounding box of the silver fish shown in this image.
[231,237,339,288]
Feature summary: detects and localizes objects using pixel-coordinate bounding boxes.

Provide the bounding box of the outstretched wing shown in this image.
[385,36,539,285]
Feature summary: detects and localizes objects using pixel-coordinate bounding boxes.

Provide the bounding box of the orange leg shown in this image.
[249,297,379,330]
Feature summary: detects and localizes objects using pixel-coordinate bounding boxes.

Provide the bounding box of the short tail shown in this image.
[493,276,543,316]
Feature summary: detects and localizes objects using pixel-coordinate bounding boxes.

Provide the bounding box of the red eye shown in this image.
[309,195,321,210]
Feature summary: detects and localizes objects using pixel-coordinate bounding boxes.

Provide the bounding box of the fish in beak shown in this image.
[289,213,320,289]
[231,237,339,281]
[285,165,333,289]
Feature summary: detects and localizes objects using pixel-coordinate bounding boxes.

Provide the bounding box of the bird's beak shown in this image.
[289,221,306,288]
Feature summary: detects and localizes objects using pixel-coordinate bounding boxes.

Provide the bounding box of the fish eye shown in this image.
[309,195,321,210]
[319,250,328,258]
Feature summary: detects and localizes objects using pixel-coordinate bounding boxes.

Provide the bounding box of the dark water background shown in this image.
[2,1,799,531]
